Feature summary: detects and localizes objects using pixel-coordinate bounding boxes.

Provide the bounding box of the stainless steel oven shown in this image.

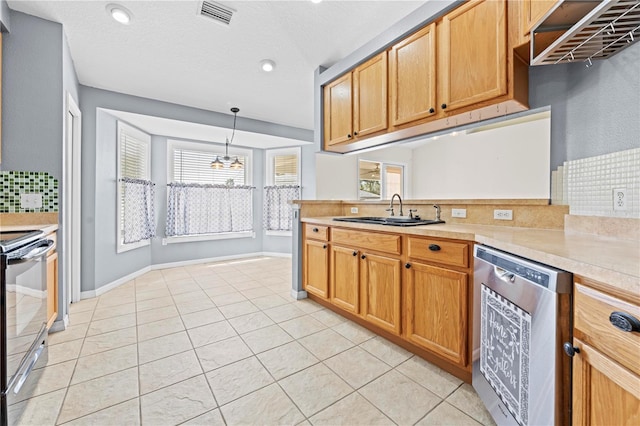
[1,230,54,426]
[472,245,573,426]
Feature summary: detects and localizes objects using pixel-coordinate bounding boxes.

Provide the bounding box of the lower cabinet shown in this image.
[46,251,58,328]
[330,245,360,314]
[405,261,468,366]
[360,252,402,334]
[303,239,329,298]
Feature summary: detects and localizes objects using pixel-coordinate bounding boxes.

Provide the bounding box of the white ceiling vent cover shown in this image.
[198,1,235,26]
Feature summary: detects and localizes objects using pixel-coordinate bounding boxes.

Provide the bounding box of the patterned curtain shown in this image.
[263,185,300,231]
[122,178,156,244]
[166,183,254,237]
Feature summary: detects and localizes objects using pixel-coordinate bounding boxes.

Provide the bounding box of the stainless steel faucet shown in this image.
[386,193,404,217]
[433,204,441,221]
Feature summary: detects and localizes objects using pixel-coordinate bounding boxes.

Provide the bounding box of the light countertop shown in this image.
[0,223,59,235]
[302,217,640,297]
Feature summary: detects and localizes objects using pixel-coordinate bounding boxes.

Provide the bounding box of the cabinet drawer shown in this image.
[331,228,401,255]
[407,237,468,268]
[574,283,640,376]
[305,224,329,241]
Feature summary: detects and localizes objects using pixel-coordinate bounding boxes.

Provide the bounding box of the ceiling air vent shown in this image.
[198,1,234,26]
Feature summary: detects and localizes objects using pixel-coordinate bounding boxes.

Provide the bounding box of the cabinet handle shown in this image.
[428,244,441,251]
[609,311,640,332]
[347,134,352,138]
[429,107,435,114]
[405,263,411,269]
[322,244,327,249]
[563,342,580,357]
[354,131,358,136]
[352,251,358,256]
[441,103,447,109]
[361,254,366,259]
[312,228,319,232]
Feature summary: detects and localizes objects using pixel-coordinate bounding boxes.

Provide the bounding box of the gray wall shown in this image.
[0,0,9,31]
[530,42,640,169]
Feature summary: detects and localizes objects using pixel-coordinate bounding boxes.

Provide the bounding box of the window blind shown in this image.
[273,154,299,186]
[172,148,245,186]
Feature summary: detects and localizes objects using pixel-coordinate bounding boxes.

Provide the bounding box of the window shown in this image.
[264,148,301,234]
[117,121,152,253]
[358,160,405,200]
[166,140,254,242]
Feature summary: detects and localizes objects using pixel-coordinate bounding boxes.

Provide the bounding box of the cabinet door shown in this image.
[440,0,507,112]
[323,73,353,147]
[46,252,58,327]
[303,240,329,299]
[389,23,437,126]
[330,245,360,314]
[572,339,640,425]
[360,253,402,334]
[405,262,468,366]
[353,52,388,138]
[526,0,558,33]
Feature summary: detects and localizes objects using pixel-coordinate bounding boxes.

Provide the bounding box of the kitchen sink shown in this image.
[332,216,445,227]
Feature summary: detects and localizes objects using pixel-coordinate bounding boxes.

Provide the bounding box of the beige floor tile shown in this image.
[139,350,203,394]
[309,392,394,426]
[172,289,209,304]
[228,311,275,334]
[250,294,290,310]
[396,355,463,398]
[359,370,441,425]
[416,401,483,426]
[161,268,191,281]
[182,408,225,425]
[136,305,179,325]
[257,341,319,380]
[205,356,274,405]
[135,280,166,293]
[218,300,259,319]
[68,310,93,326]
[204,284,237,297]
[141,375,216,426]
[58,367,139,424]
[297,329,354,360]
[136,296,175,312]
[86,313,136,337]
[210,291,247,306]
[324,346,391,389]
[61,398,140,426]
[196,278,229,290]
[137,315,185,342]
[136,286,171,301]
[91,302,136,322]
[359,336,413,367]
[166,280,201,295]
[333,321,376,344]
[8,388,66,426]
[96,290,135,308]
[293,298,324,314]
[263,303,306,323]
[138,330,193,364]
[187,321,238,348]
[48,339,83,365]
[446,383,496,426]
[71,344,138,385]
[176,298,217,315]
[219,383,304,426]
[80,326,137,357]
[179,306,224,328]
[195,336,253,372]
[279,363,353,417]
[223,274,255,285]
[69,298,98,314]
[48,323,89,346]
[240,287,275,299]
[240,324,293,353]
[16,359,75,403]
[279,315,326,339]
[310,309,347,327]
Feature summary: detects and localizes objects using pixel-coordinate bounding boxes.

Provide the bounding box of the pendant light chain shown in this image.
[211,107,243,170]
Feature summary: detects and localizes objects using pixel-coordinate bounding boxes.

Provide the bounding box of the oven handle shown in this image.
[494,266,516,283]
[22,240,55,260]
[7,324,48,395]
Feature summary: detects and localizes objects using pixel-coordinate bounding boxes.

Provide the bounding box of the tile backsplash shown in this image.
[0,171,59,213]
[552,148,640,218]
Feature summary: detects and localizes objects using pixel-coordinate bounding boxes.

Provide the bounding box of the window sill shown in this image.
[117,239,150,254]
[163,231,255,244]
[265,230,292,237]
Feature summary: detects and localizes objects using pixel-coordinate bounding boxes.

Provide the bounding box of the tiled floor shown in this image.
[9,256,495,426]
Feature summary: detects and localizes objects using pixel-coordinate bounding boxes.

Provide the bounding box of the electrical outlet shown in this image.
[350,207,359,214]
[613,188,628,211]
[20,193,43,209]
[451,208,467,218]
[493,209,513,220]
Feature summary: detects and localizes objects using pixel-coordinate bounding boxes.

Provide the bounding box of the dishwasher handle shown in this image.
[494,266,516,283]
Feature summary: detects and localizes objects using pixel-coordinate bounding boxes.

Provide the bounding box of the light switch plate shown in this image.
[350,207,358,214]
[451,208,467,218]
[494,209,513,220]
[20,193,43,209]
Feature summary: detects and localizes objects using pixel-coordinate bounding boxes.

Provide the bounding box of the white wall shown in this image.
[315,153,358,200]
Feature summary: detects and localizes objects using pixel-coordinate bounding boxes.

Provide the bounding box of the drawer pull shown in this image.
[609,311,640,333]
[361,254,366,260]
[352,251,358,256]
[405,263,411,269]
[563,342,580,357]
[322,244,327,249]
[312,228,319,232]
[428,244,441,251]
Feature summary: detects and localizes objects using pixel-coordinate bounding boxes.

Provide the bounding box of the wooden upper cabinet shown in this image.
[323,73,353,147]
[353,53,388,138]
[525,0,558,34]
[360,252,402,335]
[439,0,507,113]
[389,23,437,127]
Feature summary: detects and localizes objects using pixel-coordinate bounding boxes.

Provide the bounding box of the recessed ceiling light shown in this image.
[260,59,276,72]
[106,4,132,25]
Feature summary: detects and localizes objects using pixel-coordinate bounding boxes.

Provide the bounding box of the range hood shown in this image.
[530,0,640,66]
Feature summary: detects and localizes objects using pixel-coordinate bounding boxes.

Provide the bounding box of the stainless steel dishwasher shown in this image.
[472,245,573,426]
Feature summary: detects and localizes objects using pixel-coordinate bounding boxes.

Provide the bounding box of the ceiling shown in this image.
[8,0,424,131]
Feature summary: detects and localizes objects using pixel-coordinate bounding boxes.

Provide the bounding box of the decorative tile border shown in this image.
[0,171,59,213]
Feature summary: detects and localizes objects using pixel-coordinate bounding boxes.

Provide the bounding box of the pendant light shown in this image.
[211,107,243,170]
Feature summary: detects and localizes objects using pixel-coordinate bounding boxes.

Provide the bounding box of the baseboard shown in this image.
[81,265,151,299]
[290,289,308,300]
[49,316,68,333]
[262,252,292,258]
